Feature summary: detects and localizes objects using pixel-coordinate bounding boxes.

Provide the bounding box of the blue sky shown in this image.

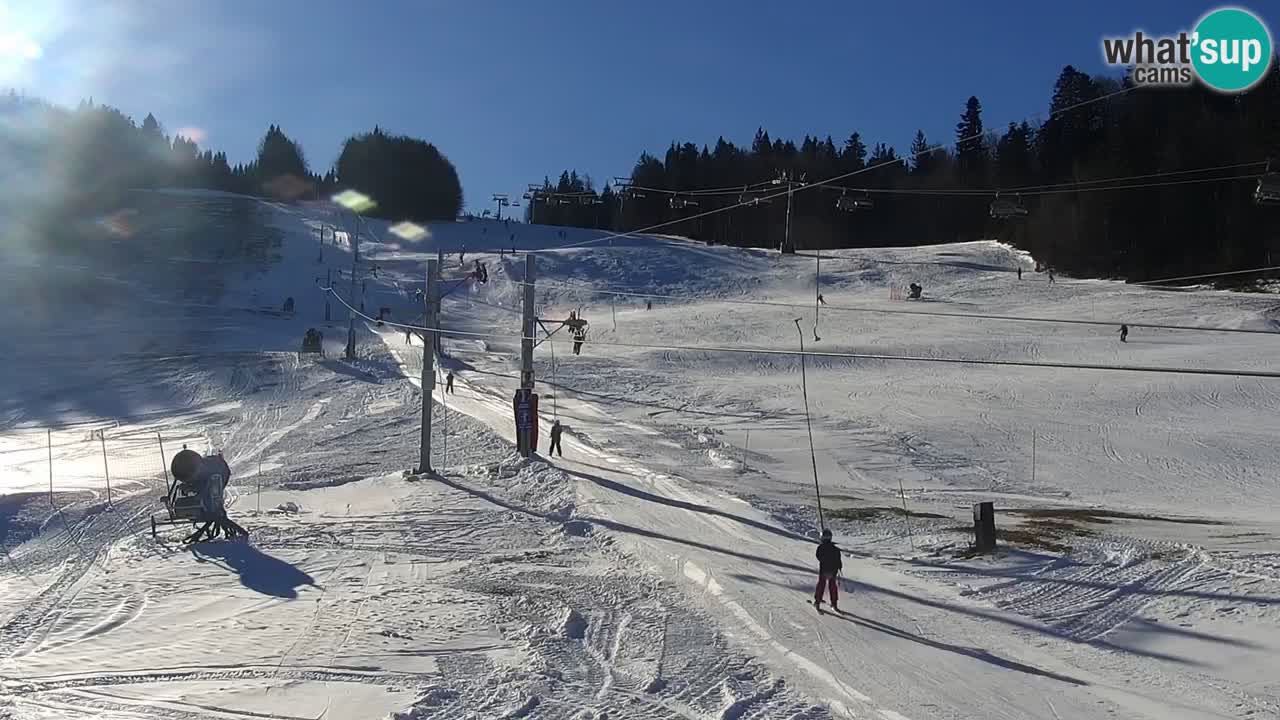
[1,1,1275,212]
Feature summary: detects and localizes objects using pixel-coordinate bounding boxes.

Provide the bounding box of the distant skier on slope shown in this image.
[549,419,564,457]
[1119,324,1129,343]
[445,371,455,394]
[814,528,842,612]
[1017,266,1022,280]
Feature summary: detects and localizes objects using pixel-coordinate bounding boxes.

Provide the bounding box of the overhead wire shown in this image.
[769,160,1269,199]
[519,278,1280,337]
[1135,264,1280,286]
[324,286,1280,379]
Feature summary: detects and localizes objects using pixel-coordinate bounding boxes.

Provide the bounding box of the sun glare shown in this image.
[0,31,42,62]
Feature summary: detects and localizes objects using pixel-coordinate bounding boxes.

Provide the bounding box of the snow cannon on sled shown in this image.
[301,328,324,356]
[151,446,249,543]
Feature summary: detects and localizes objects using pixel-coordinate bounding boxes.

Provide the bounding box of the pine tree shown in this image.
[955,96,987,181]
[255,124,310,197]
[841,133,867,171]
[910,130,937,176]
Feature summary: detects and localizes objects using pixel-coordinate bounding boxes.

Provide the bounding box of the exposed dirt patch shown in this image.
[1004,507,1227,526]
[830,506,949,521]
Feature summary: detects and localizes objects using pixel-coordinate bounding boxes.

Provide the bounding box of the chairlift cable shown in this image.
[326,287,1280,379]
[531,85,1139,253]
[517,279,1280,337]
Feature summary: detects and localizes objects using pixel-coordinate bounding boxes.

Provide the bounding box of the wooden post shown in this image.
[899,478,914,549]
[157,432,170,492]
[47,429,53,506]
[1031,429,1037,486]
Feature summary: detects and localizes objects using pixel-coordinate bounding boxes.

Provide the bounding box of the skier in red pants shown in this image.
[814,528,842,611]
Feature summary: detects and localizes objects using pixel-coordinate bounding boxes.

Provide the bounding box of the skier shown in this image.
[1017,266,1022,280]
[814,528,842,612]
[549,419,564,457]
[1047,269,1055,284]
[445,371,455,394]
[646,300,652,311]
[572,328,585,356]
[817,293,827,305]
[1119,324,1129,343]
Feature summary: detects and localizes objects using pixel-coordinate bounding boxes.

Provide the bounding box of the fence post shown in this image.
[47,428,54,506]
[1031,429,1037,486]
[899,478,914,549]
[100,429,112,505]
[157,432,170,492]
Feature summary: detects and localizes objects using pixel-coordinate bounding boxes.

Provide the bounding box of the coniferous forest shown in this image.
[0,91,464,239]
[6,60,1280,282]
[532,65,1280,281]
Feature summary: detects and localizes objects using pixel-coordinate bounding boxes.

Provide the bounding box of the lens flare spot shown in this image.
[98,208,138,238]
[389,221,429,241]
[262,173,313,201]
[333,189,376,213]
[0,32,42,61]
[174,126,207,144]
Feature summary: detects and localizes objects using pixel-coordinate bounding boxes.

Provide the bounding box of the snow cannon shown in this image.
[152,449,248,543]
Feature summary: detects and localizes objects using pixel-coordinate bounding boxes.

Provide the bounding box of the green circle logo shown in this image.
[1192,7,1273,92]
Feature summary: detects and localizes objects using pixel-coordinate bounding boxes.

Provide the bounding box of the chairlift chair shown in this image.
[989,193,1029,219]
[1256,161,1280,205]
[836,191,875,212]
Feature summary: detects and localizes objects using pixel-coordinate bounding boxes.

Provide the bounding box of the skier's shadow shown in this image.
[821,608,1089,686]
[190,542,317,599]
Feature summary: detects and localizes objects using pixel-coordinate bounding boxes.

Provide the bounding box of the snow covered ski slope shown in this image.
[3,190,1280,718]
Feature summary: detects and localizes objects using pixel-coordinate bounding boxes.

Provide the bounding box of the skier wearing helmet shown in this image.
[814,528,843,612]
